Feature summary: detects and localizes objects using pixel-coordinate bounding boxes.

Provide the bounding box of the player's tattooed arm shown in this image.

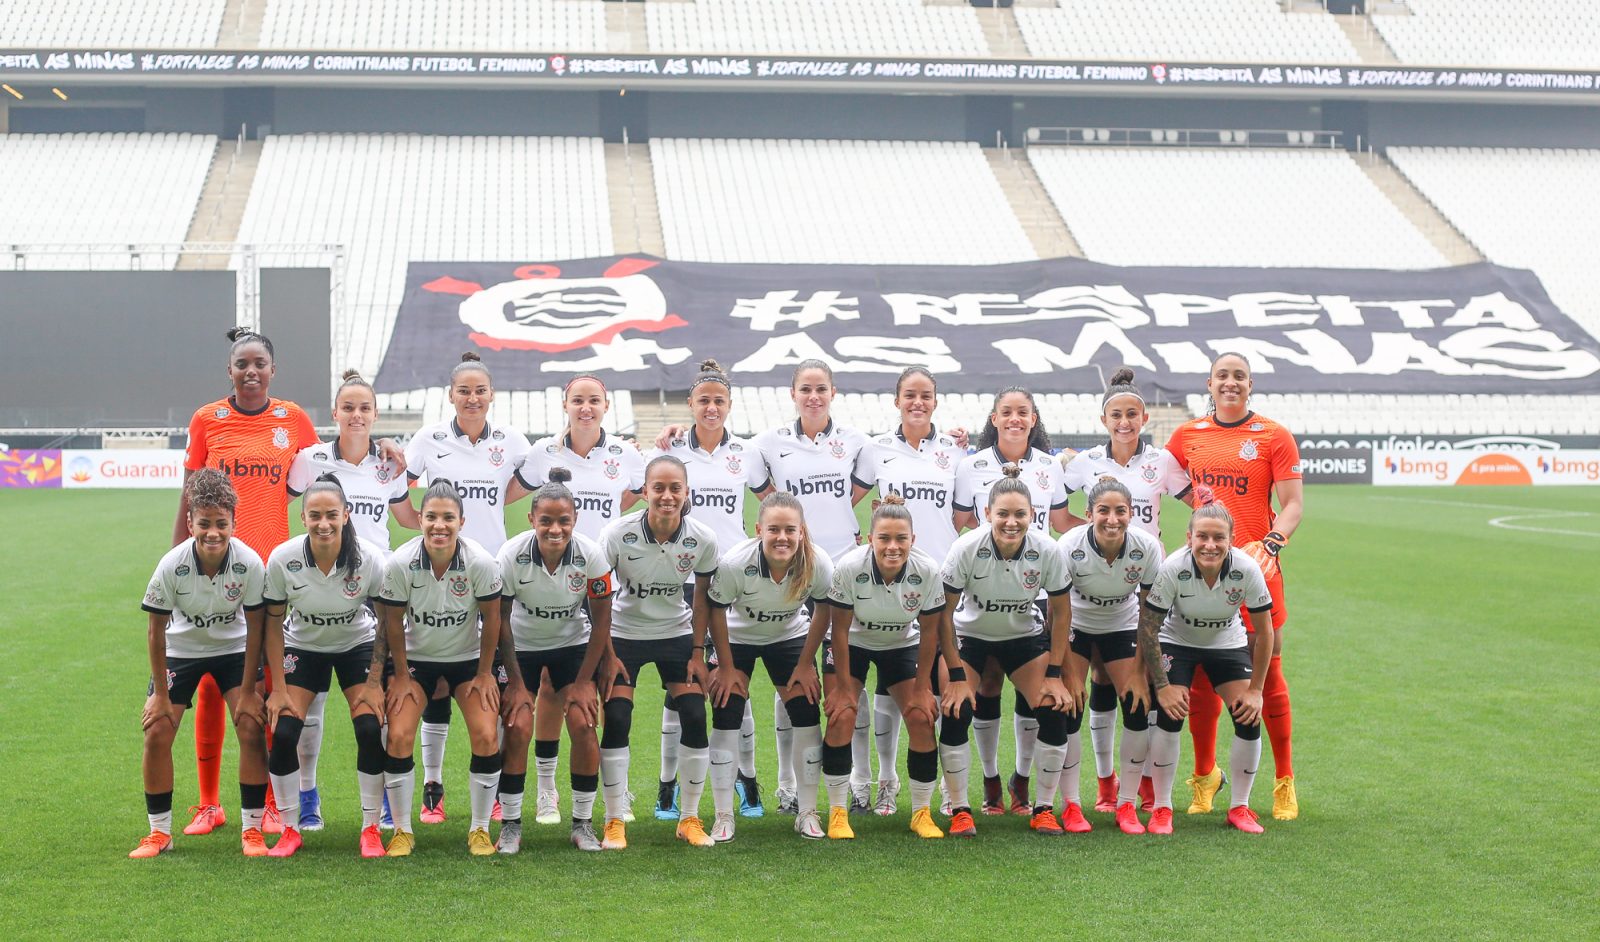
[368,612,390,678]
[1138,603,1167,690]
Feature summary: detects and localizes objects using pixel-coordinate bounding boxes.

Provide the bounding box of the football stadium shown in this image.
[1,1,1597,939]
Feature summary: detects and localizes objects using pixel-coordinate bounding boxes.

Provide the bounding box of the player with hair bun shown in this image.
[1062,366,1196,814]
[370,479,506,856]
[495,467,619,853]
[597,456,721,850]
[132,470,270,858]
[177,328,320,837]
[1165,352,1304,820]
[260,473,389,857]
[953,385,1081,817]
[652,360,772,821]
[401,352,536,825]
[1057,477,1167,834]
[284,368,418,832]
[705,491,833,841]
[519,372,644,827]
[936,464,1078,838]
[1137,504,1275,834]
[821,494,948,840]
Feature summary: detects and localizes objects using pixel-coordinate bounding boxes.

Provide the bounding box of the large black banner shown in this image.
[377,256,1600,396]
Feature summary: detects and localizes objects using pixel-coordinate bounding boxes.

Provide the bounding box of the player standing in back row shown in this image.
[1164,352,1304,820]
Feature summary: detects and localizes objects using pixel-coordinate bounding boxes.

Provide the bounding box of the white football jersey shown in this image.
[403,418,534,552]
[263,536,385,653]
[498,531,613,652]
[708,538,834,646]
[655,428,768,555]
[380,535,503,662]
[1057,525,1164,635]
[852,427,961,563]
[953,446,1069,535]
[752,420,871,559]
[941,526,1069,642]
[522,431,646,543]
[825,545,945,652]
[141,538,266,659]
[601,513,719,641]
[1062,440,1191,538]
[1146,547,1273,650]
[288,441,408,552]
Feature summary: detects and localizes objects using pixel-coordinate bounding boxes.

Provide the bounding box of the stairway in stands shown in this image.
[179,138,263,269]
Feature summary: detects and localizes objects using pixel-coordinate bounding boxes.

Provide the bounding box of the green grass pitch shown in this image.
[1,486,1596,940]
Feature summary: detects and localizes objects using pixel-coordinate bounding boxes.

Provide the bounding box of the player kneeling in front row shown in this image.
[495,468,620,853]
[132,470,271,859]
[706,492,834,841]
[372,480,506,856]
[1137,504,1275,834]
[822,495,949,840]
[260,474,390,857]
[936,465,1082,837]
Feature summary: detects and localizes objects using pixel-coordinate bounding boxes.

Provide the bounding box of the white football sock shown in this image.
[600,747,631,821]
[1014,712,1039,778]
[739,700,757,779]
[850,707,872,788]
[1149,728,1181,811]
[774,692,795,791]
[973,714,1001,779]
[298,691,327,791]
[469,764,500,830]
[1117,727,1150,804]
[384,767,414,832]
[678,746,710,819]
[419,722,449,784]
[793,724,823,815]
[572,787,597,822]
[709,727,740,817]
[873,694,901,785]
[937,740,971,811]
[269,772,301,828]
[1033,739,1069,809]
[149,809,173,835]
[1089,707,1117,779]
[1059,731,1082,806]
[659,705,680,782]
[1230,734,1262,809]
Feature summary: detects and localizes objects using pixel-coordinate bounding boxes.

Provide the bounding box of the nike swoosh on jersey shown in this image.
[518,578,538,585]
[435,452,450,460]
[779,451,795,459]
[971,574,988,580]
[290,583,308,591]
[626,554,645,562]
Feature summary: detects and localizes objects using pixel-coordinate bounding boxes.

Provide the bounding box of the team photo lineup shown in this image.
[136,327,1304,861]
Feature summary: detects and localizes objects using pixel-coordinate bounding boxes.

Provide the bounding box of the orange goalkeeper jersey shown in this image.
[1165,412,1301,547]
[184,396,319,560]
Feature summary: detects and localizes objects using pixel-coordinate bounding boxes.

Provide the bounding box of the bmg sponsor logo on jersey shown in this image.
[974,597,1034,615]
[693,489,738,512]
[575,494,615,518]
[216,456,285,486]
[785,475,846,499]
[886,481,947,508]
[1193,467,1250,496]
[456,481,500,506]
[626,581,683,599]
[410,608,469,628]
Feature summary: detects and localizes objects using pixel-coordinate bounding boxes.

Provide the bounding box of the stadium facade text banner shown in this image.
[3,49,1599,100]
[379,256,1600,398]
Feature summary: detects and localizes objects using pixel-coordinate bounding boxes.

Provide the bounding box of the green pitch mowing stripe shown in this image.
[0,487,1595,940]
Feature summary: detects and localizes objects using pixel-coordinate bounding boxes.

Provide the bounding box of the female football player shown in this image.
[260,474,389,857]
[936,465,1079,838]
[706,491,833,841]
[177,328,319,837]
[1165,353,1304,820]
[131,471,269,858]
[519,373,644,826]
[1137,504,1275,834]
[370,480,506,856]
[495,468,618,853]
[820,495,948,840]
[597,456,720,850]
[953,386,1080,816]
[1060,367,1196,814]
[402,352,534,825]
[1057,477,1166,834]
[284,369,418,831]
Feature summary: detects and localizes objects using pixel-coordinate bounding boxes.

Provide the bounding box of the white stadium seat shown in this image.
[1374,0,1600,70]
[651,138,1034,265]
[646,0,988,58]
[0,0,225,47]
[259,0,607,52]
[1016,0,1359,64]
[1027,146,1446,270]
[234,133,613,380]
[0,133,216,271]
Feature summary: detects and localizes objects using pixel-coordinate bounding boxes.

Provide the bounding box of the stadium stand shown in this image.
[1015,0,1359,64]
[1373,0,1600,71]
[1026,146,1447,269]
[234,133,613,380]
[257,0,608,52]
[0,0,224,48]
[650,138,1035,264]
[0,132,216,270]
[645,0,988,58]
[1387,147,1600,343]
